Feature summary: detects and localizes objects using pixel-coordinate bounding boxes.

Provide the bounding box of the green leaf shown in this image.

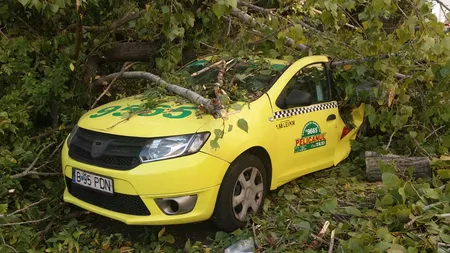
[237,118,248,133]
[161,5,170,13]
[344,206,362,216]
[443,135,450,148]
[227,124,233,132]
[382,173,400,188]
[158,227,165,238]
[423,189,440,199]
[440,231,450,243]
[323,197,337,213]
[165,234,175,244]
[18,0,30,6]
[69,63,75,71]
[409,131,417,138]
[398,187,407,204]
[381,194,394,205]
[224,0,237,7]
[0,204,7,214]
[212,3,228,18]
[284,194,296,201]
[48,4,59,13]
[437,169,450,179]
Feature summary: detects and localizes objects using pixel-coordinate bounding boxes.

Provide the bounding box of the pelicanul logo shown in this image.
[294,121,326,153]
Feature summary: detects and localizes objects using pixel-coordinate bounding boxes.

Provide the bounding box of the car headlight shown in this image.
[67,125,79,147]
[139,132,210,163]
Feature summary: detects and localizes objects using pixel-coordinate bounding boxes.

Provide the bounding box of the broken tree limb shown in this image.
[90,61,136,109]
[10,142,55,179]
[93,71,218,116]
[0,198,49,218]
[233,3,412,80]
[365,151,431,182]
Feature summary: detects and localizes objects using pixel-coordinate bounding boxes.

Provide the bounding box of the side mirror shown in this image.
[284,90,312,108]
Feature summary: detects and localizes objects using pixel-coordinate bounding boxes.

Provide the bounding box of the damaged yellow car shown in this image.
[61,55,365,232]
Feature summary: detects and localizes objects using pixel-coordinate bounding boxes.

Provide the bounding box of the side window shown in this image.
[285,63,330,104]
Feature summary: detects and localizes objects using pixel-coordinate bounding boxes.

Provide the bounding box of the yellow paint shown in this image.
[62,55,365,225]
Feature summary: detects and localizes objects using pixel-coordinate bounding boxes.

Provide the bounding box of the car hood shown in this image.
[77,96,217,137]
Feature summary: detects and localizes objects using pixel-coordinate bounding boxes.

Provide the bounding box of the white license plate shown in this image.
[72,168,114,194]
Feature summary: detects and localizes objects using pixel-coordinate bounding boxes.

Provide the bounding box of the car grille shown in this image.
[65,176,150,216]
[68,127,147,170]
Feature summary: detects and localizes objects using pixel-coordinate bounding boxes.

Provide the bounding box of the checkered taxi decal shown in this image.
[273,101,338,120]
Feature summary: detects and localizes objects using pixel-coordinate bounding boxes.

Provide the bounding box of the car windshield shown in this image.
[178,59,288,101]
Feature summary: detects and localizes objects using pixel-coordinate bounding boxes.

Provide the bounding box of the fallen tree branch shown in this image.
[83,9,146,32]
[30,125,73,140]
[93,71,218,116]
[91,61,136,109]
[2,198,48,218]
[0,216,51,227]
[10,142,55,179]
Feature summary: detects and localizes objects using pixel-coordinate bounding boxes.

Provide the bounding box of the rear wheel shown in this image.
[212,153,267,232]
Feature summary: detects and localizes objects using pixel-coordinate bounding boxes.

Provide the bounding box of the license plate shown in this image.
[72,168,114,194]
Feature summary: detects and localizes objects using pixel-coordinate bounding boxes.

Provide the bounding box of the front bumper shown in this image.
[61,142,229,225]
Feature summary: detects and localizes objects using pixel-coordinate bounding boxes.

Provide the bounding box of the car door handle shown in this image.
[327,114,336,121]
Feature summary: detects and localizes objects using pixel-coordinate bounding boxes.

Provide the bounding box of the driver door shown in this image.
[267,56,340,185]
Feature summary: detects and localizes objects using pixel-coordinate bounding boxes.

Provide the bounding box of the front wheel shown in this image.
[212,153,267,232]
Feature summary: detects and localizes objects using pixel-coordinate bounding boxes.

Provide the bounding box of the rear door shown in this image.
[266,56,340,184]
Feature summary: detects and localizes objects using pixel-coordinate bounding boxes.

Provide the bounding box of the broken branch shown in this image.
[1,198,49,218]
[93,71,218,116]
[0,215,51,227]
[10,142,55,179]
[91,61,136,109]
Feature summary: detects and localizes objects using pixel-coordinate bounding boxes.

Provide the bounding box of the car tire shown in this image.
[212,153,268,232]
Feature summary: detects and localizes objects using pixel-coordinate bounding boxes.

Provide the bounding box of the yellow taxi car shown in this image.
[61,55,365,232]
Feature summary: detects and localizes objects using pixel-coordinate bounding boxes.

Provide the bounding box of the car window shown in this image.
[285,63,330,104]
[179,60,288,101]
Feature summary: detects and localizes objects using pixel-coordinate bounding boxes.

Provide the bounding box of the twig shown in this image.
[1,235,18,253]
[286,202,300,214]
[385,131,396,150]
[0,25,8,40]
[422,202,444,212]
[435,0,450,13]
[252,222,261,249]
[0,216,51,227]
[191,60,225,77]
[309,221,330,249]
[4,198,48,218]
[91,61,136,109]
[10,142,55,179]
[435,213,450,218]
[30,125,73,140]
[424,125,444,142]
[49,139,66,160]
[328,229,335,253]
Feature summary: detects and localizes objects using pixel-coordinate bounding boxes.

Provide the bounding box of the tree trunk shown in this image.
[102,42,157,62]
[365,151,431,182]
